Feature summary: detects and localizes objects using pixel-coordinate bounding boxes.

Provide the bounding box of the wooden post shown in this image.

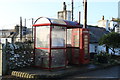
[72,0,74,21]
[83,0,87,28]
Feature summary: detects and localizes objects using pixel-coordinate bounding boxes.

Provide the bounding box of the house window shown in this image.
[95,46,97,53]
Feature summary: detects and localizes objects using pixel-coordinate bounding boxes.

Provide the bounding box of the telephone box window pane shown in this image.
[84,42,88,45]
[36,26,50,48]
[51,49,65,68]
[72,29,79,47]
[35,49,49,68]
[67,29,72,47]
[84,45,88,48]
[52,26,66,48]
[84,38,88,41]
[84,35,89,59]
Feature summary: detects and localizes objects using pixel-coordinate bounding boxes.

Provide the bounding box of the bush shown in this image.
[94,51,111,64]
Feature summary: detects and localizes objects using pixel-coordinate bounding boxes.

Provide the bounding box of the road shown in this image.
[63,66,120,80]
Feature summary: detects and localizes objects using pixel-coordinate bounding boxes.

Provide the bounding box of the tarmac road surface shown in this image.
[64,65,120,80]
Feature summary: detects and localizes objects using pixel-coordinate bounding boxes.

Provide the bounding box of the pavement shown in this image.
[4,63,119,79]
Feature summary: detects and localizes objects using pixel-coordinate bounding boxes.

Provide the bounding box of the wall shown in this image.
[0,38,12,44]
[58,10,71,21]
[90,43,120,55]
[90,43,106,53]
[98,20,109,31]
[2,42,34,71]
[89,43,98,53]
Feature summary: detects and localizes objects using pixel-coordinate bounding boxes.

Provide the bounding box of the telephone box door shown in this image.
[71,28,80,64]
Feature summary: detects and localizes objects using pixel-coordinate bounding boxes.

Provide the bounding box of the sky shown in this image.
[0,0,119,29]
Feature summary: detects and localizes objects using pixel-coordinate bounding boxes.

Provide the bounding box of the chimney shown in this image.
[15,25,19,33]
[102,15,104,20]
[63,2,66,11]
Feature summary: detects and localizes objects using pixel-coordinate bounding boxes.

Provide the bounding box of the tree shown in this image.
[112,18,120,23]
[99,32,120,54]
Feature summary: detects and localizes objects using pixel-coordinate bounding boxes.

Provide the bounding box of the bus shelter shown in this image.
[33,17,89,70]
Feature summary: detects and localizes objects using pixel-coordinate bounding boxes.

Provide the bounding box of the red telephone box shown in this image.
[67,28,90,64]
[80,29,90,64]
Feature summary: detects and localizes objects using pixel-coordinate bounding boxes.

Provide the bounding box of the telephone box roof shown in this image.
[33,17,82,28]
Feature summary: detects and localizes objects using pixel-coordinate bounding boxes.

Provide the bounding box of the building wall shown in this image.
[0,30,14,38]
[98,20,109,31]
[89,43,98,53]
[90,43,120,55]
[115,26,120,33]
[0,38,12,44]
[58,10,71,21]
[109,21,117,29]
[109,21,120,33]
[90,43,107,53]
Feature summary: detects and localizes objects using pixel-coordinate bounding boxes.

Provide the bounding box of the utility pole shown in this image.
[20,17,22,42]
[83,0,87,28]
[72,0,74,21]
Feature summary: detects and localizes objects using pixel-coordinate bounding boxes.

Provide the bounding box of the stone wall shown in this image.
[2,42,34,70]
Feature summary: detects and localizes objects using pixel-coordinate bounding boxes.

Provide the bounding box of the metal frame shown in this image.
[34,23,67,70]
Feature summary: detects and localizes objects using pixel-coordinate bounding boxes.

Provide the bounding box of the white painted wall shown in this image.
[90,43,106,53]
[89,43,98,53]
[110,21,117,29]
[0,38,11,44]
[108,48,120,55]
[97,45,106,52]
[89,43,106,53]
[98,20,109,31]
[90,43,120,55]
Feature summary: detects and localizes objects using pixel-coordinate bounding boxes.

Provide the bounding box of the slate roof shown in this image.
[87,25,109,43]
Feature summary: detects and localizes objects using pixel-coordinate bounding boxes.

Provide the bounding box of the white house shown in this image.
[87,25,109,54]
[0,29,14,44]
[98,16,109,31]
[109,18,120,33]
[94,16,120,55]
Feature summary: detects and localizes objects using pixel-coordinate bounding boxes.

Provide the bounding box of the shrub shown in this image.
[94,51,111,64]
